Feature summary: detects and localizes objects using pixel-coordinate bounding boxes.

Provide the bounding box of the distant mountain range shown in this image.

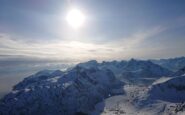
[1,57,185,115]
[151,56,185,72]
[78,59,173,85]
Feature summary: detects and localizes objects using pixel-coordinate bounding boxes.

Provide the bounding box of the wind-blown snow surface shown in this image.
[1,58,185,115]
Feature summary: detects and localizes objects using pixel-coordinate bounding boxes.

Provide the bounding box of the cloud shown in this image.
[0,33,118,61]
[1,22,185,62]
[0,26,166,61]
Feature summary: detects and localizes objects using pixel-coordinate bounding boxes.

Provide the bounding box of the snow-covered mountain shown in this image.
[119,59,173,85]
[77,60,99,69]
[151,57,185,72]
[172,66,185,77]
[91,74,185,115]
[149,75,185,102]
[0,66,124,115]
[77,60,127,76]
[1,58,185,115]
[78,59,173,85]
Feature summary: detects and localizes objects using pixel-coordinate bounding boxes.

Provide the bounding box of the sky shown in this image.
[0,0,185,62]
[0,0,185,98]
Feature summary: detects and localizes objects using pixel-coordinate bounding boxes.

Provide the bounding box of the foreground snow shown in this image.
[91,85,185,115]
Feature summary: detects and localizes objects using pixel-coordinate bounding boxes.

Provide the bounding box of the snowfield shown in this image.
[91,84,185,115]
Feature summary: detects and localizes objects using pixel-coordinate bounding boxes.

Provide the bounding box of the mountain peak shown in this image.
[0,64,124,115]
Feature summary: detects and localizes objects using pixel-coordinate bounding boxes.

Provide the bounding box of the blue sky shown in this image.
[0,0,185,61]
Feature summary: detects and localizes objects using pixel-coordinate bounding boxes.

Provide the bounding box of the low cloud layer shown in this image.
[0,24,185,62]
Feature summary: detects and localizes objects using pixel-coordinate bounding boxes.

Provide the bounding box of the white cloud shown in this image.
[0,25,179,61]
[0,33,119,61]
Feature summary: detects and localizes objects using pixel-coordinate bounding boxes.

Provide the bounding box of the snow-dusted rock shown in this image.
[77,60,99,69]
[119,59,173,85]
[77,59,172,85]
[151,57,185,72]
[0,66,124,115]
[149,75,185,102]
[172,66,185,77]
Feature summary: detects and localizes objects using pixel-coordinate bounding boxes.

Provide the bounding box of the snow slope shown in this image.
[90,85,181,115]
[149,75,185,102]
[172,66,185,77]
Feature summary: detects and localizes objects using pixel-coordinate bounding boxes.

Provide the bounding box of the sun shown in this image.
[66,8,85,29]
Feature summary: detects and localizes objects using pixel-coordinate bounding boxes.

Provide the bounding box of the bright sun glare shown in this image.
[66,8,85,29]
